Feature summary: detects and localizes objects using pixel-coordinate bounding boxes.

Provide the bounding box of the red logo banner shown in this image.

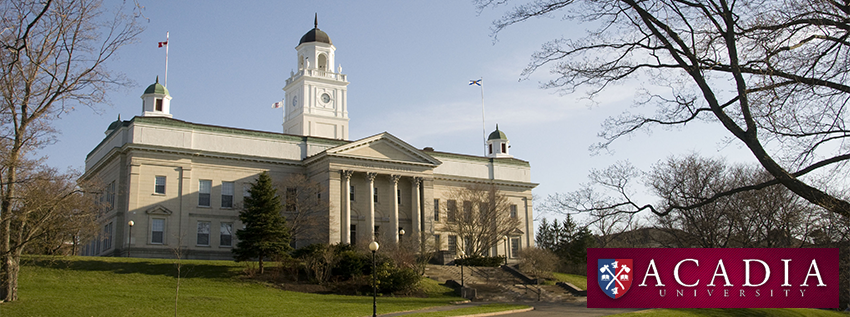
[587,248,838,308]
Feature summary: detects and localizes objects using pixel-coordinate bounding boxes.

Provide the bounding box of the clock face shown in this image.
[321,93,331,103]
[292,95,298,107]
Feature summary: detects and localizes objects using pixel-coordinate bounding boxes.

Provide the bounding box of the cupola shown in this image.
[140,77,172,118]
[486,124,512,158]
[105,114,123,135]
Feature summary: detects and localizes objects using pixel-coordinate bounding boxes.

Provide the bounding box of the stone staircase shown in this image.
[423,264,580,303]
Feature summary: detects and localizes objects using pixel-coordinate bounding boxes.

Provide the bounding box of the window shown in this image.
[151,219,164,244]
[155,98,163,111]
[106,181,116,211]
[373,187,378,203]
[434,234,441,251]
[220,223,232,247]
[488,144,493,154]
[155,176,166,194]
[102,222,113,251]
[197,221,210,246]
[350,225,357,246]
[463,201,473,221]
[397,189,401,204]
[448,235,457,253]
[199,180,211,207]
[510,205,518,218]
[433,199,440,221]
[447,200,457,222]
[501,143,506,153]
[221,182,234,208]
[350,185,355,201]
[285,187,297,212]
[510,237,520,258]
[374,226,380,239]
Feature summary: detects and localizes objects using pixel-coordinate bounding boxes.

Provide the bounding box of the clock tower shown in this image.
[283,15,350,140]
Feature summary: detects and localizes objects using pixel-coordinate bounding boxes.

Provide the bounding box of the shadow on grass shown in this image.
[21,256,241,280]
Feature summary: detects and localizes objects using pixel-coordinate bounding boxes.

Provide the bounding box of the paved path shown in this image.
[497,302,643,317]
[378,301,643,317]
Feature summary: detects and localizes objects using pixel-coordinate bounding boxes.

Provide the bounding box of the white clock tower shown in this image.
[283,15,349,140]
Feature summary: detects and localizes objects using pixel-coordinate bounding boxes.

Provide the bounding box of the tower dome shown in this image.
[486,124,512,158]
[488,126,508,140]
[143,80,169,96]
[299,14,332,45]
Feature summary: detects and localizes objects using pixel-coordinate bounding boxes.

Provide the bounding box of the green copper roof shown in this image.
[107,114,123,131]
[488,124,507,140]
[143,77,169,96]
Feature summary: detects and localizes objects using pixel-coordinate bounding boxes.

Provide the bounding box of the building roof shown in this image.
[143,77,169,96]
[299,14,332,45]
[488,124,507,140]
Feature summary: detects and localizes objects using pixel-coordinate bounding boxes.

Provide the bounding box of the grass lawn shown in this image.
[608,308,849,317]
[551,272,587,290]
[0,256,469,317]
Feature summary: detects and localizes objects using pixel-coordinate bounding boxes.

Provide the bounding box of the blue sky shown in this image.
[42,1,752,222]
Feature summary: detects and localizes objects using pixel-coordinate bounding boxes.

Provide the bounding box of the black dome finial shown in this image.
[314,13,318,28]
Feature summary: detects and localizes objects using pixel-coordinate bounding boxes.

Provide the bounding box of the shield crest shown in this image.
[597,259,633,299]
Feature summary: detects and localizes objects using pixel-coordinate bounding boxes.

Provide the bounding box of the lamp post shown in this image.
[127,221,134,257]
[369,241,380,317]
[458,250,465,288]
[398,228,405,245]
[503,235,508,266]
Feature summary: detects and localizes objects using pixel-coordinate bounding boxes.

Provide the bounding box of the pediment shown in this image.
[326,132,441,166]
[508,228,524,235]
[145,205,173,215]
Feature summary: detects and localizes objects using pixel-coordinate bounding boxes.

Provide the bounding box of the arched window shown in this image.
[318,54,328,70]
[298,54,304,69]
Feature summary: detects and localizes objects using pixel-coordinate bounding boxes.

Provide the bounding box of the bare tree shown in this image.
[22,169,100,255]
[477,0,850,218]
[0,0,143,301]
[542,161,642,247]
[2,165,100,301]
[441,184,521,257]
[647,154,817,247]
[277,174,329,248]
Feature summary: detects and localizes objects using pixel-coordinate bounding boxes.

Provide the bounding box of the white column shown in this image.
[390,175,400,244]
[410,177,422,246]
[367,172,377,241]
[341,170,353,244]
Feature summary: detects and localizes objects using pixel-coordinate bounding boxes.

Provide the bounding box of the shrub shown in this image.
[455,255,504,267]
[518,247,559,279]
[333,250,369,279]
[374,262,421,294]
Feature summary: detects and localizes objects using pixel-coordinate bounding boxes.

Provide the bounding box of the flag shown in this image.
[469,79,482,86]
[272,101,283,108]
[158,32,169,48]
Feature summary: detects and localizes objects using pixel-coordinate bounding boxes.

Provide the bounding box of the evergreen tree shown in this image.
[233,172,292,274]
[535,215,596,265]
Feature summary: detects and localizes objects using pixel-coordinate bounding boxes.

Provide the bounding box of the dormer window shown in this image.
[155,98,163,111]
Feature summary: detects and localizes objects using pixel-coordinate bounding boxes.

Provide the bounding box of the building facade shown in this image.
[82,21,537,260]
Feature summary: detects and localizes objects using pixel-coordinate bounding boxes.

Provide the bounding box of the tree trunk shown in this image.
[259,251,264,275]
[1,144,19,302]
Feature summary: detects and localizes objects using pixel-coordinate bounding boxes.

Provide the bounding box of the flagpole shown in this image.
[164,32,169,87]
[480,76,485,155]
